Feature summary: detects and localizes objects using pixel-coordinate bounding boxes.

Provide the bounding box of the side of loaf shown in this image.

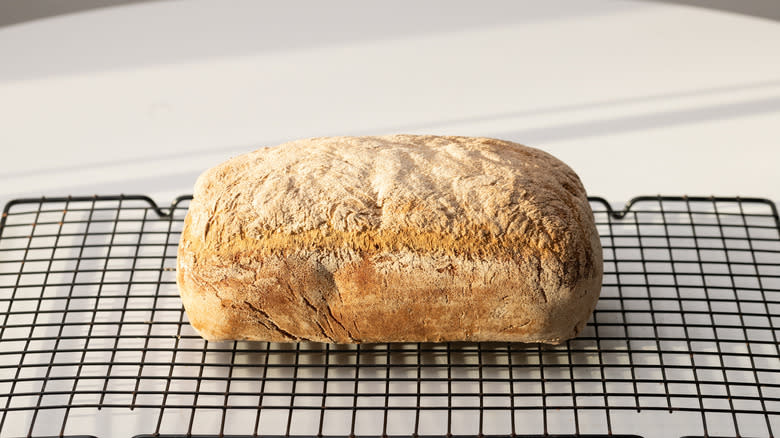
[176,135,603,344]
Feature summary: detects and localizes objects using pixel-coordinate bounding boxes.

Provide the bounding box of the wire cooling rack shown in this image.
[0,195,778,438]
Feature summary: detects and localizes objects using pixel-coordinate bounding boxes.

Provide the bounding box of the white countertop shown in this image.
[1,0,779,211]
[0,1,779,437]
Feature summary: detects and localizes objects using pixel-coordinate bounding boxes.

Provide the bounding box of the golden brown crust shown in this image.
[176,135,603,344]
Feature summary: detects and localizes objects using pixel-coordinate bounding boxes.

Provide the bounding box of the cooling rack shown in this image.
[0,195,778,438]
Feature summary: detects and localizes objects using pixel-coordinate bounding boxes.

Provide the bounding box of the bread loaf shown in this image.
[177,135,602,344]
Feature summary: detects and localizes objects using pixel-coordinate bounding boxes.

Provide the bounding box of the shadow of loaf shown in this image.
[177,135,602,344]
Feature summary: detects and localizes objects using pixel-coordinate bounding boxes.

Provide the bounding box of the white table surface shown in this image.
[1,0,779,211]
[0,1,779,437]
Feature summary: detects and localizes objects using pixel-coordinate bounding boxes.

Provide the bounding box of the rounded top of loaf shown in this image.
[187,135,597,280]
[195,134,588,232]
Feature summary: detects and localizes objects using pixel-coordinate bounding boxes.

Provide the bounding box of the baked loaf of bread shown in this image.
[177,135,602,344]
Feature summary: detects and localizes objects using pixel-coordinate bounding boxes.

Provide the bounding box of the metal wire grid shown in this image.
[0,195,778,438]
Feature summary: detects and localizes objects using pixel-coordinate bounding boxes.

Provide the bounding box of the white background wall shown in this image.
[1,0,779,209]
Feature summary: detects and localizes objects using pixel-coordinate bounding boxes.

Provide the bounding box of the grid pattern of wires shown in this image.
[0,195,778,438]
